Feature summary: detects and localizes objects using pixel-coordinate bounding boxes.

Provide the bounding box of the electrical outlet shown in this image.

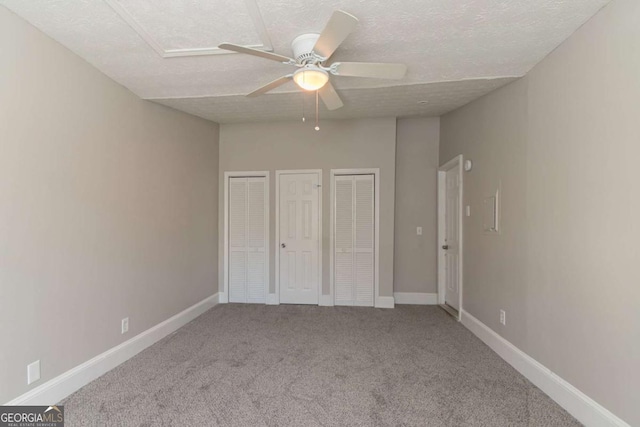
[27,360,40,385]
[121,317,129,334]
[416,226,423,236]
[500,310,506,326]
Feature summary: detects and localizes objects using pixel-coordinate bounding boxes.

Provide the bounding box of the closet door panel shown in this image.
[228,177,267,304]
[334,177,354,305]
[246,251,266,302]
[354,176,374,306]
[333,174,375,307]
[246,178,267,303]
[229,178,248,303]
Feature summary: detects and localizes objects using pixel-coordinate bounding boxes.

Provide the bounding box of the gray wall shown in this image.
[394,118,440,294]
[218,118,396,298]
[440,0,640,424]
[0,8,220,403]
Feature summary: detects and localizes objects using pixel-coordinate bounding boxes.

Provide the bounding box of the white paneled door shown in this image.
[228,177,267,303]
[444,165,461,310]
[278,172,321,305]
[334,174,375,307]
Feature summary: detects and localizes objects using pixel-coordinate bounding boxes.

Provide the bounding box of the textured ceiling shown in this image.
[154,78,517,123]
[1,0,610,122]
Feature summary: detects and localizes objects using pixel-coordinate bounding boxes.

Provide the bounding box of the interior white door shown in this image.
[444,165,461,310]
[228,177,267,303]
[278,172,320,304]
[334,174,374,307]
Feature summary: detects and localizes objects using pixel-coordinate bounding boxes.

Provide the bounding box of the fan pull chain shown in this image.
[302,91,306,122]
[315,90,320,131]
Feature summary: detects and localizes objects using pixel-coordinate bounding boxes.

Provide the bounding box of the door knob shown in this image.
[442,245,449,250]
[281,243,286,248]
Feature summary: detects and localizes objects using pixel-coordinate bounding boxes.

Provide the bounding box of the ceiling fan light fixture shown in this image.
[293,66,329,91]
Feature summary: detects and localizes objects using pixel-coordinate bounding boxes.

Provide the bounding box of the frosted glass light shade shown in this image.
[293,67,329,91]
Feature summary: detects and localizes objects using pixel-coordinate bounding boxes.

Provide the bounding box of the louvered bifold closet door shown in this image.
[354,175,374,306]
[334,174,374,306]
[229,177,267,303]
[229,178,248,303]
[246,178,267,303]
[334,177,354,305]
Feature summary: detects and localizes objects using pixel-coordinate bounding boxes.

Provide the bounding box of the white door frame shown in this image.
[275,169,323,305]
[221,171,270,304]
[437,155,464,320]
[329,168,380,307]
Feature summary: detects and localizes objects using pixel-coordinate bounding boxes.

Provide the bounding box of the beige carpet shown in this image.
[61,305,580,426]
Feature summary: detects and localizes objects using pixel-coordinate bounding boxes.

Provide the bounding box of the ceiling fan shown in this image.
[218,10,407,111]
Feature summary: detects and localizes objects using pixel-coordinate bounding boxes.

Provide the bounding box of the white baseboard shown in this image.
[218,292,228,303]
[375,296,395,309]
[461,310,630,427]
[266,294,279,305]
[5,293,219,406]
[319,294,333,306]
[394,292,438,305]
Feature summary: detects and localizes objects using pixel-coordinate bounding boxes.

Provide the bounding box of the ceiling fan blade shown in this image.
[331,62,407,79]
[318,82,344,110]
[218,43,295,64]
[313,10,359,60]
[247,75,293,97]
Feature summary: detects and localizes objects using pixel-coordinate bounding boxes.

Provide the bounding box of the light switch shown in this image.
[416,226,423,236]
[466,205,471,217]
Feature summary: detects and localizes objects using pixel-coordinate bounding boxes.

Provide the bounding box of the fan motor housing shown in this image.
[291,33,321,63]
